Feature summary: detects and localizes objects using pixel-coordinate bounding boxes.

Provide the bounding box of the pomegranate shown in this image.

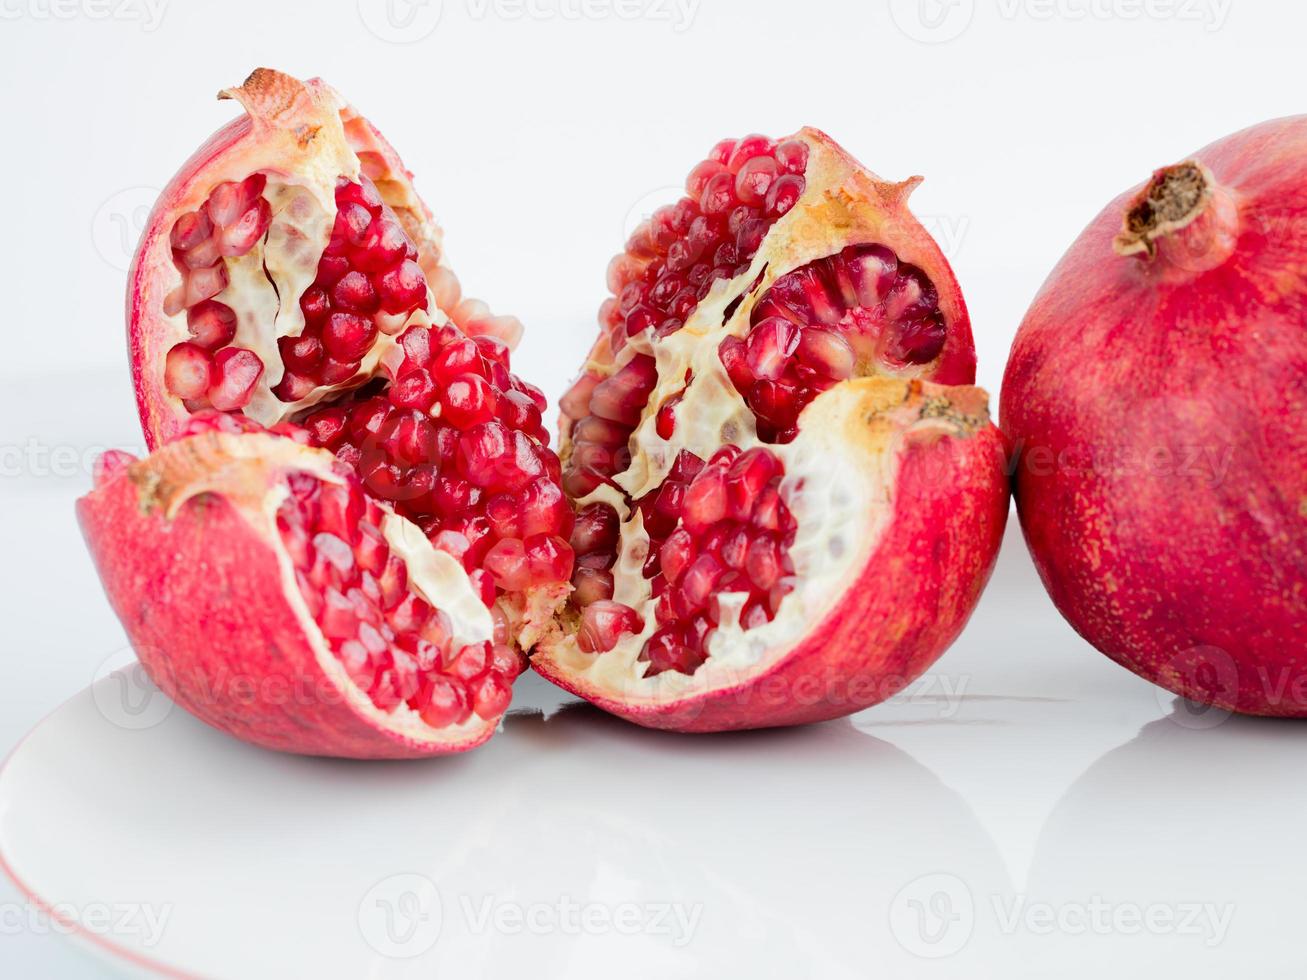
[1002,116,1307,716]
[81,69,574,755]
[533,132,1008,731]
[127,68,573,641]
[78,417,525,758]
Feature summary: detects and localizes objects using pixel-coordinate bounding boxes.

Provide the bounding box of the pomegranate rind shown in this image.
[534,379,1009,732]
[129,68,521,450]
[76,432,499,758]
[1002,115,1307,717]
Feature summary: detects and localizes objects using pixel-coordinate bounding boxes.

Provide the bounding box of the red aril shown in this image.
[1002,116,1307,716]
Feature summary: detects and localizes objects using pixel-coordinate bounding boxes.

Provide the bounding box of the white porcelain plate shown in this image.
[3,541,1304,978]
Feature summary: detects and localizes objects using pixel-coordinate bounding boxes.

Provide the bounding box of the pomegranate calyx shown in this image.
[1113,160,1240,272]
[219,68,331,148]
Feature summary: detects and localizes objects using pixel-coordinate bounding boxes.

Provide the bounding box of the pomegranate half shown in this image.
[1002,116,1307,716]
[533,132,1009,731]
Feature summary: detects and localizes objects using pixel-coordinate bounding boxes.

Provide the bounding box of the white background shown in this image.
[1,0,1303,976]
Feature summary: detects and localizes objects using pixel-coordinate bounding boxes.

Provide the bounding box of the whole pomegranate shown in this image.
[532,131,1010,731]
[1002,116,1307,716]
[81,70,570,757]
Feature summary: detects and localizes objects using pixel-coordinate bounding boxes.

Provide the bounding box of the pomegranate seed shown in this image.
[889,311,948,366]
[700,172,738,217]
[219,198,271,256]
[483,538,531,591]
[660,528,696,584]
[207,348,263,411]
[570,503,620,557]
[745,317,801,381]
[745,533,782,590]
[775,139,810,174]
[165,343,212,400]
[524,534,574,584]
[322,312,377,362]
[734,156,779,206]
[469,672,512,720]
[578,601,645,654]
[186,300,237,350]
[377,260,427,315]
[354,218,407,273]
[441,374,497,428]
[417,677,471,728]
[390,369,438,411]
[764,174,805,218]
[796,327,855,380]
[184,263,228,307]
[588,355,657,426]
[171,210,213,251]
[571,567,615,606]
[682,465,728,533]
[687,159,727,198]
[332,270,379,313]
[641,630,704,677]
[728,135,776,170]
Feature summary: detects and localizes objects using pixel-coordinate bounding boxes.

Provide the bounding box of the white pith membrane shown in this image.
[149,432,497,743]
[149,71,515,433]
[549,135,981,700]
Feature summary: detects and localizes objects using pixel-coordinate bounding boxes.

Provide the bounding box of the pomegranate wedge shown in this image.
[536,132,1005,731]
[130,67,522,447]
[78,422,524,758]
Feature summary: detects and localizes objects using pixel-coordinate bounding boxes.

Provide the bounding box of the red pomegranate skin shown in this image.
[1002,116,1307,716]
[535,387,1010,732]
[77,450,493,759]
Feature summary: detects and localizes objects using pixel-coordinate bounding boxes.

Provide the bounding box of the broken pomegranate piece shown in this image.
[126,68,573,654]
[78,424,524,758]
[536,131,1006,732]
